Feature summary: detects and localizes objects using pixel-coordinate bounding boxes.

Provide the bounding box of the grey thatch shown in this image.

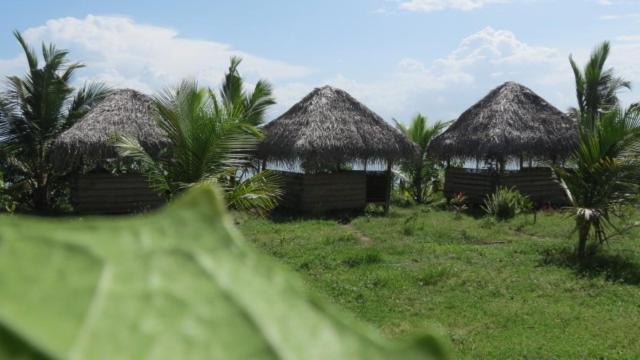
[428,82,577,161]
[53,89,168,167]
[258,86,417,167]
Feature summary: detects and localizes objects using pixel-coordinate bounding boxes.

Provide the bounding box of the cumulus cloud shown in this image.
[399,0,509,12]
[283,27,569,120]
[6,15,310,92]
[2,15,638,122]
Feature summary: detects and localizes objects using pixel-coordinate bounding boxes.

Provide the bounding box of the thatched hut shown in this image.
[258,85,417,213]
[428,82,577,205]
[53,89,168,214]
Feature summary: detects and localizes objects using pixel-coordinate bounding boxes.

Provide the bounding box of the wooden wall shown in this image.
[366,172,389,204]
[73,173,165,215]
[444,167,570,205]
[276,171,387,212]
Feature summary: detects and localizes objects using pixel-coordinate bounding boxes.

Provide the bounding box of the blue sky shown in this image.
[0,0,639,122]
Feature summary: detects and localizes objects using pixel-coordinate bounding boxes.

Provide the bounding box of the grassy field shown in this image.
[238,205,640,359]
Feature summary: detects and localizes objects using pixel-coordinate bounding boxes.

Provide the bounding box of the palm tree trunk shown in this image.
[413,164,423,204]
[577,220,590,258]
[33,176,49,213]
[414,175,423,203]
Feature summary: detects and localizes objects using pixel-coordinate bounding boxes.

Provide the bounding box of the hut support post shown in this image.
[519,155,524,170]
[384,161,392,215]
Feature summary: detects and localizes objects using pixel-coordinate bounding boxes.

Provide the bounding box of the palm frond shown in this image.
[113,133,170,195]
[224,169,281,213]
[65,82,112,128]
[13,31,38,71]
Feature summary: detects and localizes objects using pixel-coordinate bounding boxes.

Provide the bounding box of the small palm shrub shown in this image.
[449,192,468,219]
[482,187,532,221]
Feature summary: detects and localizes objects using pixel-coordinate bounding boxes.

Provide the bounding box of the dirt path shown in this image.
[343,223,373,245]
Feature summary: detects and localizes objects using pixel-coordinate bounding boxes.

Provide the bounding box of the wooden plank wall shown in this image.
[444,168,495,203]
[276,172,304,209]
[444,167,570,205]
[365,172,388,203]
[301,172,366,211]
[73,173,165,214]
[275,171,367,212]
[501,168,569,205]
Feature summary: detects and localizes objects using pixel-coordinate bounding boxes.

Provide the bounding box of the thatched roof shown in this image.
[53,89,168,167]
[258,86,417,167]
[428,82,577,161]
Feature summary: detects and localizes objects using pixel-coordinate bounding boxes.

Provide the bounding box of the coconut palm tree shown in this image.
[561,42,640,258]
[556,106,640,258]
[394,114,449,203]
[216,56,275,127]
[0,31,110,212]
[115,59,280,213]
[569,41,631,131]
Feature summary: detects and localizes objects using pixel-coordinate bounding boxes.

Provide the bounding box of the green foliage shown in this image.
[564,42,640,258]
[115,58,280,213]
[448,192,468,219]
[364,203,385,217]
[0,32,110,213]
[569,41,631,130]
[0,172,16,213]
[0,185,448,359]
[240,204,640,358]
[394,114,450,203]
[556,106,640,257]
[402,212,423,235]
[482,187,533,221]
[417,266,451,287]
[390,187,417,207]
[342,249,383,268]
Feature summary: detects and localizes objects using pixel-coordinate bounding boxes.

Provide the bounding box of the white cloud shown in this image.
[8,15,310,92]
[598,0,640,5]
[0,55,24,78]
[399,0,508,12]
[616,34,640,41]
[600,13,640,21]
[2,15,638,123]
[274,27,569,120]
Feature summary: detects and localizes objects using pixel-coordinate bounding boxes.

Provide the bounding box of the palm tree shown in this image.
[394,114,449,203]
[216,56,275,127]
[561,41,640,258]
[569,41,631,131]
[115,59,280,213]
[0,31,110,212]
[557,106,640,258]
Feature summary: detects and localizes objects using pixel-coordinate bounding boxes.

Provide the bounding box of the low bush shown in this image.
[482,187,532,221]
[449,192,468,219]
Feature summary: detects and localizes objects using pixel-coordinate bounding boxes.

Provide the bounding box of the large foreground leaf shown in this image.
[0,185,448,359]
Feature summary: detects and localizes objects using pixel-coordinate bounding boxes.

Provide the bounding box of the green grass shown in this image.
[238,206,640,359]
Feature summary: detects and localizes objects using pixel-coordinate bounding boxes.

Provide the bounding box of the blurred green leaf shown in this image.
[0,184,448,359]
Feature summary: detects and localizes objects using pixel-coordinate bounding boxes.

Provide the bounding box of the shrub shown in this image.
[390,189,416,208]
[449,192,468,219]
[482,187,532,221]
[364,203,384,217]
[0,174,16,214]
